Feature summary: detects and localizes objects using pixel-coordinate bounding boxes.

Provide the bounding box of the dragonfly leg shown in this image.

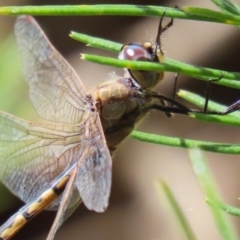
[153,11,174,58]
[203,73,223,113]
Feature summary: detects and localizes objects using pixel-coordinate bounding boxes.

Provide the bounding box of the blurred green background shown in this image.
[1,0,240,239]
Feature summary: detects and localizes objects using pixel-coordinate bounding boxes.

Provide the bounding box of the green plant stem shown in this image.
[212,0,240,15]
[131,131,240,154]
[206,198,240,217]
[189,149,238,240]
[160,181,196,240]
[81,54,240,83]
[0,5,240,25]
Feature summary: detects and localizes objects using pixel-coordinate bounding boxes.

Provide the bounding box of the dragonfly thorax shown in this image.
[92,76,148,152]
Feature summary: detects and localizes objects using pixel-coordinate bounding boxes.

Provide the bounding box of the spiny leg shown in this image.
[148,92,240,116]
[172,73,179,102]
[153,11,174,59]
[203,73,223,113]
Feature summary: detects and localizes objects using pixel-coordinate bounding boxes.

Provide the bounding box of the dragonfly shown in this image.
[0,14,239,240]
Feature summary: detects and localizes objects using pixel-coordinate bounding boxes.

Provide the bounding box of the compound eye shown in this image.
[119,43,163,90]
[120,43,152,62]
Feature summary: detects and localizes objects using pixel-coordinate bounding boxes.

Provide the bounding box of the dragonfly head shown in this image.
[119,42,164,91]
[118,13,173,91]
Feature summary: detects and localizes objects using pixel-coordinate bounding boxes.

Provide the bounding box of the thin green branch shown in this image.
[206,198,240,217]
[0,5,240,25]
[178,90,240,125]
[70,32,122,53]
[74,32,240,89]
[73,31,240,88]
[189,149,238,240]
[183,6,240,25]
[131,131,240,154]
[212,0,240,15]
[186,74,240,89]
[159,181,196,240]
[81,54,240,84]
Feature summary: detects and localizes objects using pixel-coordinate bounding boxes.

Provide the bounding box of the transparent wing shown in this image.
[3,16,112,239]
[27,112,111,239]
[14,15,87,124]
[0,111,84,204]
[76,112,112,212]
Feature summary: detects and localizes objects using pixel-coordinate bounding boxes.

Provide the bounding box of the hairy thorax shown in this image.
[92,75,151,152]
